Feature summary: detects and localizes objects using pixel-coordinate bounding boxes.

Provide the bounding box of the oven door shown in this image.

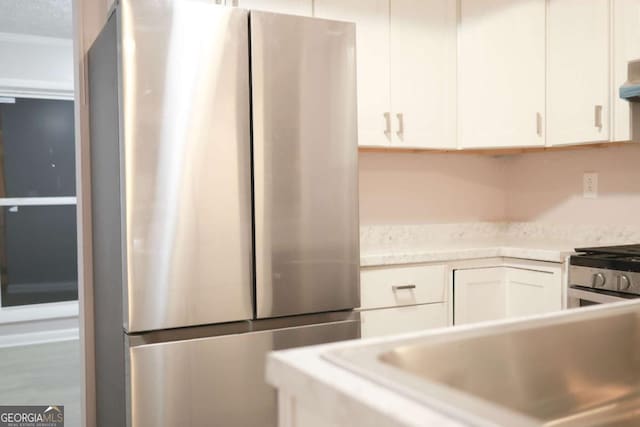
[567,287,636,308]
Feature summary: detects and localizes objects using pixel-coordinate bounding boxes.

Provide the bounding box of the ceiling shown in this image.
[0,0,72,39]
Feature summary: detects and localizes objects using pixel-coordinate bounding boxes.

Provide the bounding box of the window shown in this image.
[0,98,77,307]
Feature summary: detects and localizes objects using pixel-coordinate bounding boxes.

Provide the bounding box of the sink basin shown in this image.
[326,302,640,427]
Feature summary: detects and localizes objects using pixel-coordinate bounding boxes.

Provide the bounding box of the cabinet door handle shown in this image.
[396,113,404,137]
[595,105,603,130]
[536,112,542,137]
[383,112,391,135]
[392,284,416,291]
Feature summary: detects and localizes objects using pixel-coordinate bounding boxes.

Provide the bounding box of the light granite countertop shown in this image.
[360,240,577,267]
[358,222,640,267]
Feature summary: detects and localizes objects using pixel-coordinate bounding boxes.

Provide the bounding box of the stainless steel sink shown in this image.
[326,301,640,427]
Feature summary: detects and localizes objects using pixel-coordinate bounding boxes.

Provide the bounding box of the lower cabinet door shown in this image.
[360,303,447,338]
[506,267,562,317]
[454,265,562,326]
[454,267,507,325]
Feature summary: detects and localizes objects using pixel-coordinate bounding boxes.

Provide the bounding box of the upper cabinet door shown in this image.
[458,0,546,149]
[547,0,610,146]
[315,0,391,147]
[390,0,457,149]
[612,0,640,142]
[232,0,311,15]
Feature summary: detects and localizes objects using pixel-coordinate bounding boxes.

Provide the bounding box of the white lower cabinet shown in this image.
[505,267,562,317]
[359,260,562,335]
[454,263,562,325]
[453,268,506,325]
[360,264,446,309]
[359,264,448,338]
[360,303,447,338]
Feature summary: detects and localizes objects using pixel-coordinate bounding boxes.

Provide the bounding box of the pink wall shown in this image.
[359,144,640,226]
[504,144,640,225]
[359,151,507,225]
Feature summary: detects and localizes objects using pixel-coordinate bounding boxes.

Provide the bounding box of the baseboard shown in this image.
[0,327,79,348]
[0,316,79,348]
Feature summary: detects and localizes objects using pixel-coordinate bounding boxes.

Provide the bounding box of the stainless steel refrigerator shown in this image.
[87,1,359,426]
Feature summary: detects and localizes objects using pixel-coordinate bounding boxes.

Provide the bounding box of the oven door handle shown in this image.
[568,288,628,305]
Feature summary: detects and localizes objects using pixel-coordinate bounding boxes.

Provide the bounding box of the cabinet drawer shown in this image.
[360,265,446,309]
[360,303,447,338]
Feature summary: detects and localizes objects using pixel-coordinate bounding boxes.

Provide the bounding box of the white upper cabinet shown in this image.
[231,0,311,15]
[234,0,632,150]
[458,0,546,149]
[390,0,457,149]
[314,0,391,147]
[547,0,610,146]
[315,0,457,149]
[612,0,640,141]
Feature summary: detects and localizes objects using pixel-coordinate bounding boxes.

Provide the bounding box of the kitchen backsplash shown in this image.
[504,145,640,225]
[360,222,507,253]
[360,222,640,254]
[359,145,640,227]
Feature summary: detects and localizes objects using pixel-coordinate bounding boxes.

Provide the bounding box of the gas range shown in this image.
[569,245,640,305]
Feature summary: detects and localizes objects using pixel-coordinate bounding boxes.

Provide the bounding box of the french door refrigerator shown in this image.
[87,1,359,426]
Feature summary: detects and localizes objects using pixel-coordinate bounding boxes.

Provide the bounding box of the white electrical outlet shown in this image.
[583,172,598,199]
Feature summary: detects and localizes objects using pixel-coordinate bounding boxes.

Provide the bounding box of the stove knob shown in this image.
[618,275,632,292]
[592,273,606,288]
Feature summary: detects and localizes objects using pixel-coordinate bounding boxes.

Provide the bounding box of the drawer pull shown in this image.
[392,284,416,291]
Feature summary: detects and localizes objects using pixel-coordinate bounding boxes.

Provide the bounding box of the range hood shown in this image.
[620,59,640,101]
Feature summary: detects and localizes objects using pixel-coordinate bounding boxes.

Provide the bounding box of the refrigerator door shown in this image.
[251,12,360,319]
[127,312,360,427]
[120,0,253,332]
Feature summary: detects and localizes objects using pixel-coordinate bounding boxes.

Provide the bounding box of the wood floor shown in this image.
[0,340,81,427]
